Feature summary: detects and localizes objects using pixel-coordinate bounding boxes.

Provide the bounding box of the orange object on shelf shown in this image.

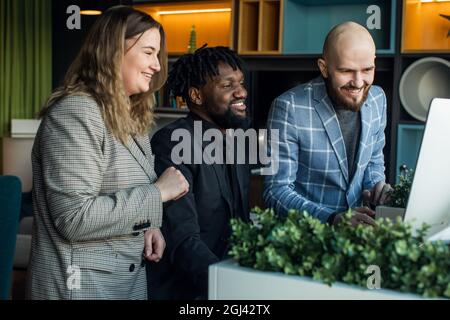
[402,0,450,53]
[134,1,233,55]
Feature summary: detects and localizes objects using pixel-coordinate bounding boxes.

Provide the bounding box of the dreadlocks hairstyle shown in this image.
[167,45,243,107]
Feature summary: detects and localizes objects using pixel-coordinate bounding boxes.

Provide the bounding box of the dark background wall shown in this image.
[52,0,131,88]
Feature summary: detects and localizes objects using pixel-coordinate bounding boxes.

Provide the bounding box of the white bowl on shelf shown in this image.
[399,57,450,122]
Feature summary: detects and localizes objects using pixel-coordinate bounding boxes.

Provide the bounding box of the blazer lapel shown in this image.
[125,136,153,179]
[235,164,249,219]
[212,164,233,214]
[134,134,152,158]
[204,142,234,216]
[198,127,234,215]
[313,85,349,184]
[232,133,249,219]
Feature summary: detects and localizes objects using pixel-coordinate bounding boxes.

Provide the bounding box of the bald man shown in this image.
[264,22,391,227]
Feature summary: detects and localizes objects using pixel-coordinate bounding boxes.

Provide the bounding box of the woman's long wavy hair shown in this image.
[41,6,167,144]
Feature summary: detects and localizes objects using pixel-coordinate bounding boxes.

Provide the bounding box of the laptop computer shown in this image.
[377,98,450,240]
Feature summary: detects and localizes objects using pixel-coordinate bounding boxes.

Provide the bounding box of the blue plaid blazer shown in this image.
[263,76,387,223]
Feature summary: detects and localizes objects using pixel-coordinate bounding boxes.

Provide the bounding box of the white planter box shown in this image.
[375,206,406,221]
[208,259,425,300]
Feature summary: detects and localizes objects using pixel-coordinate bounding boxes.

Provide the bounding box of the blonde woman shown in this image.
[27,6,189,300]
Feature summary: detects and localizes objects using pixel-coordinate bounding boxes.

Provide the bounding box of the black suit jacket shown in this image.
[147,112,250,300]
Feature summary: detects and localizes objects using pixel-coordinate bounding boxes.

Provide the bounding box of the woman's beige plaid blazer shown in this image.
[26,95,162,300]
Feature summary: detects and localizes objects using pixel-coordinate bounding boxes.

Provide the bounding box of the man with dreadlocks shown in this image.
[147,46,251,300]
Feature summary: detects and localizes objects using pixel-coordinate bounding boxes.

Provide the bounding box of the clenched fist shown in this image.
[154,166,189,202]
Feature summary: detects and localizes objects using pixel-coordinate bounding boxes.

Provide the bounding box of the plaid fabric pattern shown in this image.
[263,77,387,222]
[27,95,162,299]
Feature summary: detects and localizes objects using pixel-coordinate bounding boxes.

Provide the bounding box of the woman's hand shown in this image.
[154,166,189,202]
[144,228,166,262]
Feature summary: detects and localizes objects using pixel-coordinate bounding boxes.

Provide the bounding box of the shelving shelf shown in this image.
[238,0,283,54]
[240,54,395,71]
[237,0,396,54]
[131,0,450,185]
[283,0,396,54]
[154,107,189,114]
[396,124,424,182]
[154,107,189,119]
[134,0,234,55]
[402,0,450,53]
[389,0,450,184]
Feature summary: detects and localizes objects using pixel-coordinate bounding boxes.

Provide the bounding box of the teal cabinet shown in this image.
[282,0,396,54]
[396,124,424,182]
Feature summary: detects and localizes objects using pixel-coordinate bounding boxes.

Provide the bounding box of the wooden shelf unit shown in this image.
[237,0,396,55]
[130,0,449,184]
[402,0,450,53]
[238,0,283,54]
[134,0,234,55]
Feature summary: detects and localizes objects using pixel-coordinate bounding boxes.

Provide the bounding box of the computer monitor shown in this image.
[403,98,450,238]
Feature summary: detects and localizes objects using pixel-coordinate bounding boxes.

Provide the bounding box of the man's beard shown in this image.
[207,103,252,130]
[324,76,370,112]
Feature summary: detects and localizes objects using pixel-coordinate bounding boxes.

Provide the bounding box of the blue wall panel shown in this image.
[283,0,395,54]
[396,124,425,182]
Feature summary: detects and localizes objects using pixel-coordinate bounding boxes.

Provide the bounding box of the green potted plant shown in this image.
[375,166,413,221]
[208,207,450,300]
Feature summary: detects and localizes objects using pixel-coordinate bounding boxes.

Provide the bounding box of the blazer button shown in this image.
[129,263,135,272]
[142,222,151,229]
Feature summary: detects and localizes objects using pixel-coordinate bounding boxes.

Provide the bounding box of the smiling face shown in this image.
[198,62,249,129]
[121,28,161,96]
[318,23,376,112]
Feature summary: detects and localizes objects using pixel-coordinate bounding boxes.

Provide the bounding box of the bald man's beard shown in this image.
[324,76,370,112]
